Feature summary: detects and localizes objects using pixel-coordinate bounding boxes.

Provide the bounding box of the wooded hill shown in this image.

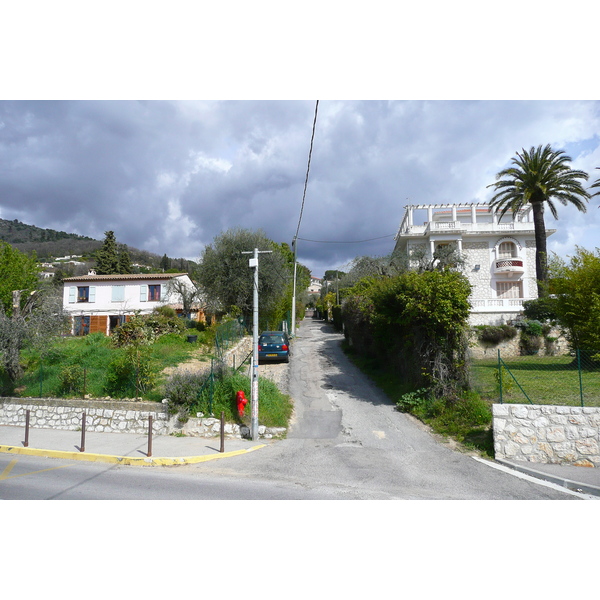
[0,218,198,273]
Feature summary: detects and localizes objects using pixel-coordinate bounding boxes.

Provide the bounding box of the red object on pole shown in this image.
[236,390,248,417]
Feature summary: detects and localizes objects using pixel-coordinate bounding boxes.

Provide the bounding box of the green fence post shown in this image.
[577,348,584,407]
[498,349,503,404]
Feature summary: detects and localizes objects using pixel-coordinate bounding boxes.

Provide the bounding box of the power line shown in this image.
[297,233,395,244]
[293,100,319,245]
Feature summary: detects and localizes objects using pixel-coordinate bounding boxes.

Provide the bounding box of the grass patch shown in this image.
[470,355,600,407]
[9,332,204,400]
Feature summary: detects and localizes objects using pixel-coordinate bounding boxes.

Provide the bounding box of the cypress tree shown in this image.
[95,231,120,274]
[118,244,133,274]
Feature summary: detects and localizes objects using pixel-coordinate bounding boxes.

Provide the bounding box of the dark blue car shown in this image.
[258,331,290,363]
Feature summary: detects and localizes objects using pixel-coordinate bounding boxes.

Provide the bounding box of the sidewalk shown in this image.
[496,458,600,497]
[0,425,268,466]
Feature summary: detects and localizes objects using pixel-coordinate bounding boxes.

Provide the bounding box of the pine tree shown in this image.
[95,231,120,274]
[160,253,171,271]
[118,244,133,274]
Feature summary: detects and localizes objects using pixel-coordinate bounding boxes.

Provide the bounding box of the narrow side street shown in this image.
[193,317,582,500]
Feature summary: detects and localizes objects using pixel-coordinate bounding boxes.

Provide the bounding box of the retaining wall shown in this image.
[493,403,600,467]
[0,397,285,439]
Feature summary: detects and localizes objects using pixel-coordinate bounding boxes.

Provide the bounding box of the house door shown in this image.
[109,315,125,333]
[74,316,90,336]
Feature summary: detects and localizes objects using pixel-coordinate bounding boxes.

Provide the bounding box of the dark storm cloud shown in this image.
[1,100,599,276]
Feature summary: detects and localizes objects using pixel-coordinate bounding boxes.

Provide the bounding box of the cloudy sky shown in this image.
[1,100,599,277]
[2,4,598,278]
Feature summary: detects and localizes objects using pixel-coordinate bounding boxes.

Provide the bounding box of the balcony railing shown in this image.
[470,298,527,310]
[494,258,524,273]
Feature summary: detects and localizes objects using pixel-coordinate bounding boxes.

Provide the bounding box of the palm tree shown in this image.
[591,167,600,199]
[488,144,590,297]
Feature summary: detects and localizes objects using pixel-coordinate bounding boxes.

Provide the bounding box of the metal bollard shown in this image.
[220,411,225,453]
[147,415,153,458]
[24,409,30,447]
[80,411,86,452]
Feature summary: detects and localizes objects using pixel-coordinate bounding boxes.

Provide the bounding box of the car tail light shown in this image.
[258,345,262,351]
[282,344,288,351]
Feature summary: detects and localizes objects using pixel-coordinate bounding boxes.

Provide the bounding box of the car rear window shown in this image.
[260,335,286,344]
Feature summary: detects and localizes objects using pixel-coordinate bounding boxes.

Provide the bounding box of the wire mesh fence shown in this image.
[214,318,247,361]
[470,349,600,407]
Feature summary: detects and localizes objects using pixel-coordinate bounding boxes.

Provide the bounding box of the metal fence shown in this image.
[214,318,247,361]
[470,349,600,407]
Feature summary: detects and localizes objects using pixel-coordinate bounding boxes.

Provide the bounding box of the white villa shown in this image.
[62,272,202,336]
[308,276,322,294]
[393,202,553,326]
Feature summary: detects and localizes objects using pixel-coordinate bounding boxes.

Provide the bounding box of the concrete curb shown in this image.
[496,458,600,498]
[0,444,267,467]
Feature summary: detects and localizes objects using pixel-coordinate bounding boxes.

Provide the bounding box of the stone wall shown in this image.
[0,397,170,435]
[468,327,569,359]
[222,335,252,371]
[493,403,600,467]
[0,397,285,439]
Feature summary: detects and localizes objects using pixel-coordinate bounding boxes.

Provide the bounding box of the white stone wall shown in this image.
[0,397,285,439]
[493,404,600,467]
[0,398,170,435]
[462,241,491,300]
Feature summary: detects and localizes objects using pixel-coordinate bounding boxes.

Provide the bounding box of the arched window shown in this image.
[498,241,517,259]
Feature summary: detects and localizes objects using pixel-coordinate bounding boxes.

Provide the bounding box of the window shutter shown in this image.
[69,287,76,303]
[140,286,147,302]
[112,285,125,302]
[89,287,96,302]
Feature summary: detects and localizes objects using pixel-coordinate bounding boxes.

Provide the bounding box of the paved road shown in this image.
[188,318,585,500]
[1,317,591,500]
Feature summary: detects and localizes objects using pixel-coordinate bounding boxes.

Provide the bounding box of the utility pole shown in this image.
[242,247,272,441]
[291,238,297,336]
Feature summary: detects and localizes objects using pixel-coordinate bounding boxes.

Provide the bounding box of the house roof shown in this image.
[63,273,188,283]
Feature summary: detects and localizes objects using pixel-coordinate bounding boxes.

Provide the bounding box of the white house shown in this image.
[393,202,554,326]
[62,272,201,335]
[308,276,322,294]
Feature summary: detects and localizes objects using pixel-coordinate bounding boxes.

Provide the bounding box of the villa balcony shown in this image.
[494,258,524,274]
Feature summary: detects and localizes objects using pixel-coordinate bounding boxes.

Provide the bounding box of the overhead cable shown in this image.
[297,233,395,244]
[293,100,319,246]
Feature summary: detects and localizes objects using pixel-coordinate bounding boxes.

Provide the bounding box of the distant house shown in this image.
[393,202,553,326]
[308,276,322,294]
[62,272,203,336]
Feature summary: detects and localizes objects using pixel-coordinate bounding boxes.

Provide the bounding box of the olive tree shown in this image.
[196,228,290,327]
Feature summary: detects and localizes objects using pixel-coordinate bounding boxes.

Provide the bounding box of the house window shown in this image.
[77,286,90,302]
[148,285,161,301]
[498,242,517,259]
[496,281,523,299]
[111,285,125,302]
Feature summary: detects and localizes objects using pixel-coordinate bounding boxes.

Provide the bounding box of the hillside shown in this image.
[0,218,198,273]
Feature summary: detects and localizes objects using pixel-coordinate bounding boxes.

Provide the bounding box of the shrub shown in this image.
[58,364,84,395]
[396,388,430,413]
[475,324,518,345]
[517,320,544,355]
[163,371,207,416]
[493,365,514,394]
[104,347,156,397]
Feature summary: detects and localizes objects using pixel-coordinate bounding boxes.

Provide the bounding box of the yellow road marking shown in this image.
[0,459,18,480]
[0,459,70,481]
